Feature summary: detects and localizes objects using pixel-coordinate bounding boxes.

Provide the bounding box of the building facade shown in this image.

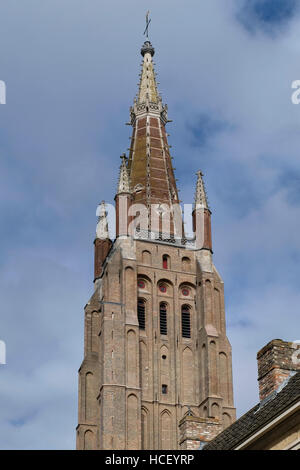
[76,40,236,450]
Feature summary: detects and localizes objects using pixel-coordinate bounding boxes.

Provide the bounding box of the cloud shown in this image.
[236,0,299,35]
[186,113,233,149]
[0,253,85,449]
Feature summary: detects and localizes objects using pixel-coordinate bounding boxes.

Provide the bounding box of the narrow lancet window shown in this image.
[160,302,167,335]
[163,255,168,269]
[181,305,191,338]
[138,299,146,330]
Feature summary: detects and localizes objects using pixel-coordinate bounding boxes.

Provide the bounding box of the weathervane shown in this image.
[143,10,151,39]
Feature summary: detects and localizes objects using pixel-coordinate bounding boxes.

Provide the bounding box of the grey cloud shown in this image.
[236,0,299,35]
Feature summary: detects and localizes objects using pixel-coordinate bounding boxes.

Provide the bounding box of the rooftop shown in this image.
[203,372,300,450]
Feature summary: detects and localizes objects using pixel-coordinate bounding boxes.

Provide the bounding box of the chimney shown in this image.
[257,339,300,402]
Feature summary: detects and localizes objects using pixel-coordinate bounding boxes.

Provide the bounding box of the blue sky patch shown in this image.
[279,169,300,205]
[237,0,298,34]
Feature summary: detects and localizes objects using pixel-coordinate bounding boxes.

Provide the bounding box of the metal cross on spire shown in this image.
[143,10,151,38]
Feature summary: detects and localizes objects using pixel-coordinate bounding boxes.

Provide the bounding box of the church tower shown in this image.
[76,39,236,450]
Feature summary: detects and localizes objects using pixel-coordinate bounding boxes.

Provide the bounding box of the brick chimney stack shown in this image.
[257,339,300,402]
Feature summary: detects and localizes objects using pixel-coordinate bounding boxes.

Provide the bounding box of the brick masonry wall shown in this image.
[179,415,222,450]
[94,238,112,280]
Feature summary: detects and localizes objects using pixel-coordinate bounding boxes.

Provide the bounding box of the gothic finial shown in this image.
[194,170,209,210]
[96,201,109,240]
[141,40,155,57]
[117,154,131,194]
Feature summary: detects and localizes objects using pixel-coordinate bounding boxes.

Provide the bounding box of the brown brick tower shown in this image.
[76,40,236,450]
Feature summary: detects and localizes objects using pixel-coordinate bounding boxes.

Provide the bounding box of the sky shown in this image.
[0,0,300,449]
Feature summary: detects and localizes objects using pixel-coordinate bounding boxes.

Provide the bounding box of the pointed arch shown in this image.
[127,330,137,387]
[85,372,95,422]
[84,430,95,450]
[211,402,220,419]
[160,344,169,359]
[214,288,221,331]
[141,406,150,449]
[201,344,207,399]
[219,352,229,404]
[127,394,139,449]
[125,266,135,311]
[205,279,213,324]
[210,340,218,395]
[182,347,194,402]
[160,410,172,450]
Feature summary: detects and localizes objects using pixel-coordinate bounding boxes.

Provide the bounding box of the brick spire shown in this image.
[127,40,179,216]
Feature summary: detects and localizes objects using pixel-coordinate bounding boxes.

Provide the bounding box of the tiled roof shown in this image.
[203,372,300,450]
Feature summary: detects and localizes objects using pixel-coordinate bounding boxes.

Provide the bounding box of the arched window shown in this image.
[160,302,167,335]
[137,299,146,330]
[181,305,191,338]
[162,255,169,269]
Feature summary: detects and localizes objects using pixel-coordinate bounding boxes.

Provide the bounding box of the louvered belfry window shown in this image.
[137,299,146,330]
[181,305,191,338]
[160,302,167,335]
